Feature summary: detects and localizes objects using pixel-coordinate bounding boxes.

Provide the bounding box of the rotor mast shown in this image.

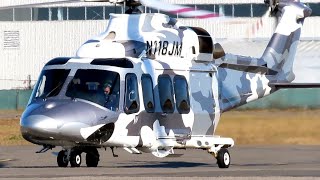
[83,0,142,14]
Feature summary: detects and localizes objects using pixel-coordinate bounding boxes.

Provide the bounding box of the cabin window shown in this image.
[124,73,140,114]
[66,69,120,111]
[158,75,174,113]
[174,75,190,114]
[141,74,155,113]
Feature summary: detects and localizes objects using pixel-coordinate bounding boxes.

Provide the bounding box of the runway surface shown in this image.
[1,145,320,179]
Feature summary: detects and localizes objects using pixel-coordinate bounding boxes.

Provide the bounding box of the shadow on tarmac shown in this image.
[0,158,14,168]
[115,161,212,168]
[4,161,211,169]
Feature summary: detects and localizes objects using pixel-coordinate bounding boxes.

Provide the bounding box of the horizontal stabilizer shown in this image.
[270,83,320,90]
[219,63,277,75]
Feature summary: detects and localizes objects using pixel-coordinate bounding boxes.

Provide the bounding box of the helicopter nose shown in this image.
[21,115,58,130]
[20,114,60,142]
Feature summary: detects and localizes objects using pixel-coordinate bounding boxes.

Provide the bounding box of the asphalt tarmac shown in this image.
[1,145,320,179]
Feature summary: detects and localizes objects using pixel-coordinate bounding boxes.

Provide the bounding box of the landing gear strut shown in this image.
[56,147,100,167]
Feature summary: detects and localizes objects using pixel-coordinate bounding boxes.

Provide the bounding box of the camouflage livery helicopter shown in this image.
[4,0,313,168]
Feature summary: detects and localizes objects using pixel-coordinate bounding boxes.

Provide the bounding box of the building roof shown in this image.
[1,0,320,7]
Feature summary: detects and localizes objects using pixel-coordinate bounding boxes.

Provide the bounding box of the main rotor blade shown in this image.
[140,0,220,19]
[0,0,111,10]
[140,0,272,38]
[139,0,249,25]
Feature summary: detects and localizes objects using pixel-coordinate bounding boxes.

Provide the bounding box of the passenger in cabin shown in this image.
[103,82,118,111]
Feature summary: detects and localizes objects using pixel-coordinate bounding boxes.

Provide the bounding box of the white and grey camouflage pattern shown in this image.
[20,0,311,158]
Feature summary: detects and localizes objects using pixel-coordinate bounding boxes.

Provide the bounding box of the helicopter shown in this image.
[3,0,313,168]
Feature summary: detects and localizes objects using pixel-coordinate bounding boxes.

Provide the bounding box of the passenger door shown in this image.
[189,72,215,135]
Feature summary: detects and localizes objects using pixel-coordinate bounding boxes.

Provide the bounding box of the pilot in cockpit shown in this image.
[103,82,118,111]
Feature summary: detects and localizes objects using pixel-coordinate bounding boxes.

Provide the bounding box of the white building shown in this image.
[0,0,319,89]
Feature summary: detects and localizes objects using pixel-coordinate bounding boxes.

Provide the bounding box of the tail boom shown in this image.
[217,0,312,111]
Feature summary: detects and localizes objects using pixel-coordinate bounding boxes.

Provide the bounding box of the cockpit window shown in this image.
[66,69,120,111]
[31,69,70,100]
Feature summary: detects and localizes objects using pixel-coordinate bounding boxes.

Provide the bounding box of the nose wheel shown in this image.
[86,148,100,167]
[57,150,68,167]
[56,147,100,167]
[70,150,82,167]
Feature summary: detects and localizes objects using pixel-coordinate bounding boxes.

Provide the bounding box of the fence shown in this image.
[240,89,320,109]
[0,90,32,110]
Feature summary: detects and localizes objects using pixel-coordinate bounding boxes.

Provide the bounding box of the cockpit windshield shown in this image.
[31,69,71,100]
[66,69,120,111]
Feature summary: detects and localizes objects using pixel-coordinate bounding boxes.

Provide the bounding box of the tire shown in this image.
[70,151,82,167]
[57,150,68,167]
[216,148,231,168]
[86,148,100,167]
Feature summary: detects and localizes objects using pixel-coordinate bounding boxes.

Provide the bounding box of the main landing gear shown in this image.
[189,136,233,168]
[57,147,100,167]
[208,146,231,168]
[216,148,231,168]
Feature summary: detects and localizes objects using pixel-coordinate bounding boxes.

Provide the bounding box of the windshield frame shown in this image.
[28,57,135,108]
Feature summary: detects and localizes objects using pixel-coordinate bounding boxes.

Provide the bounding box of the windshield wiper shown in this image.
[44,82,63,99]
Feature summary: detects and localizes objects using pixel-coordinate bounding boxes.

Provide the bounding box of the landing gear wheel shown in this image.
[70,151,82,167]
[216,148,230,168]
[86,148,100,167]
[57,150,68,167]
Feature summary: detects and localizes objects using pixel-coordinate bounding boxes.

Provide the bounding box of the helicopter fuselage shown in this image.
[21,54,229,154]
[17,0,312,168]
